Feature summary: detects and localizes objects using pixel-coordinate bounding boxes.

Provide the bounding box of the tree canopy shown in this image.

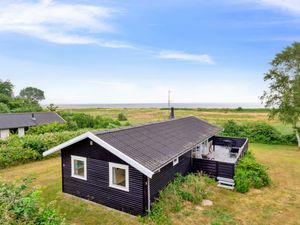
[261,42,300,147]
[0,80,44,113]
[19,87,45,102]
[0,79,14,97]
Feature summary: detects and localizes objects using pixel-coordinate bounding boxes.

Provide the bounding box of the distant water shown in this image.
[55,102,263,109]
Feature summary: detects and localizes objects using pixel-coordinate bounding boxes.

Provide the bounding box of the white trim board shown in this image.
[71,155,87,180]
[109,162,129,192]
[43,132,154,178]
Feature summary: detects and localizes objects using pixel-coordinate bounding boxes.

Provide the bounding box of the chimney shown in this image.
[169,107,175,119]
[32,113,36,121]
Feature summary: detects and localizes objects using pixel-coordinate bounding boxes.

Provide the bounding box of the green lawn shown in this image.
[1,143,299,225]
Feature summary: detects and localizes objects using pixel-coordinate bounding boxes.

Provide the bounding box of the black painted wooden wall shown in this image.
[61,138,146,215]
[192,159,235,179]
[149,151,192,202]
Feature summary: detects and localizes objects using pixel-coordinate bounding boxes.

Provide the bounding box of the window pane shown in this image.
[113,167,126,187]
[74,159,85,176]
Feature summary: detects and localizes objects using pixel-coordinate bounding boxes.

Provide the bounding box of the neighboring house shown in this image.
[43,116,248,215]
[0,112,65,139]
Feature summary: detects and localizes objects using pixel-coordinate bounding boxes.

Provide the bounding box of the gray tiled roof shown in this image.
[95,116,222,172]
[0,112,65,129]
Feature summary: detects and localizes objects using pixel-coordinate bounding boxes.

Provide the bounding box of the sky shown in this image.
[0,0,299,105]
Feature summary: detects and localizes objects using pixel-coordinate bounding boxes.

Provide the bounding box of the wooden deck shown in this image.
[192,136,248,179]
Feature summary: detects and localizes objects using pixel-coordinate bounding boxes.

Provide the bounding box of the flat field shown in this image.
[60,108,293,134]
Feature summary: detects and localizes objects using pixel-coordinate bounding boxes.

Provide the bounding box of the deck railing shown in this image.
[192,136,248,179]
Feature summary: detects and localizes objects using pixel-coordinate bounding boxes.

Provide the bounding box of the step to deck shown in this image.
[218,180,235,186]
[217,183,234,190]
[217,177,234,183]
[217,176,235,190]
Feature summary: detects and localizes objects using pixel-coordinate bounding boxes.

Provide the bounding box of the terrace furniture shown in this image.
[229,147,239,157]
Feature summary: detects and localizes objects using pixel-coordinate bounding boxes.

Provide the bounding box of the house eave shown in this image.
[43,132,154,178]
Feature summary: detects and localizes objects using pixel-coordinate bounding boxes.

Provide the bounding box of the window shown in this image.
[173,157,179,166]
[109,162,129,192]
[71,155,87,180]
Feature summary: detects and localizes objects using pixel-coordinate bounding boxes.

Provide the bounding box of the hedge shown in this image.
[221,120,297,145]
[0,131,85,169]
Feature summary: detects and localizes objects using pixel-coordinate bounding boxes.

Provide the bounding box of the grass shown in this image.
[59,108,295,135]
[1,143,299,225]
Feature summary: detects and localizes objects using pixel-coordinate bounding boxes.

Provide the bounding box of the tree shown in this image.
[261,42,300,148]
[0,79,14,97]
[47,103,58,112]
[19,87,45,103]
[9,97,42,112]
[0,102,9,113]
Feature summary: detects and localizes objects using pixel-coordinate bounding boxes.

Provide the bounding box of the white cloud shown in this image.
[158,50,214,64]
[253,0,300,15]
[0,0,133,48]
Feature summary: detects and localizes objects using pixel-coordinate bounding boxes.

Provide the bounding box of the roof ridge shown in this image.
[93,116,196,135]
[0,112,56,115]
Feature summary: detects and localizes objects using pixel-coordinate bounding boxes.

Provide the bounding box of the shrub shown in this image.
[234,170,250,193]
[25,113,124,135]
[234,152,270,193]
[221,120,296,145]
[27,122,69,135]
[117,113,128,121]
[59,112,121,130]
[222,120,241,137]
[0,146,39,169]
[0,102,10,113]
[0,131,84,169]
[0,179,66,225]
[146,173,210,225]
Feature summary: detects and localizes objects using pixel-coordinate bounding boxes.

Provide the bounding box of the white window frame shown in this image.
[109,162,129,192]
[71,155,87,180]
[173,157,179,166]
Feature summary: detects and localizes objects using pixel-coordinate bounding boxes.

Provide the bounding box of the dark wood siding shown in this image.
[212,136,247,148]
[217,162,235,178]
[61,138,146,215]
[192,159,235,179]
[193,158,218,177]
[149,151,192,202]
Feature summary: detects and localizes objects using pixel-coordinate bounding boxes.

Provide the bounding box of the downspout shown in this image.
[147,177,151,214]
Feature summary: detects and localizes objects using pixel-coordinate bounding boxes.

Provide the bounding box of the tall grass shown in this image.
[144,173,212,225]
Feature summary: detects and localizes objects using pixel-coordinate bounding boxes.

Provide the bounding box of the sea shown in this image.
[54,102,263,109]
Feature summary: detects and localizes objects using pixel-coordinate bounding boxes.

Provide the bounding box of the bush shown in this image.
[117,113,127,121]
[0,131,84,169]
[234,170,250,193]
[0,146,39,169]
[0,102,10,113]
[26,113,123,135]
[221,120,297,145]
[0,179,66,225]
[234,152,270,193]
[27,122,69,135]
[146,173,210,225]
[59,112,121,130]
